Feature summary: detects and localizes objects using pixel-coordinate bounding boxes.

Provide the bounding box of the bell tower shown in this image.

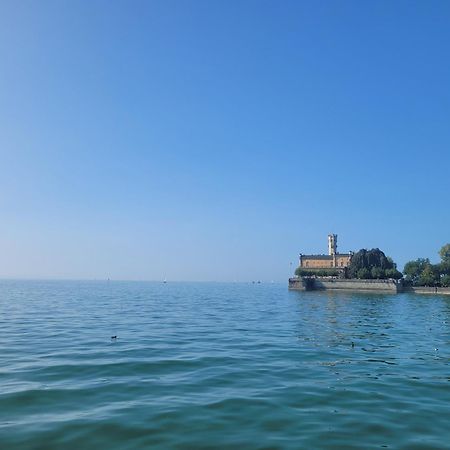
[328,234,337,256]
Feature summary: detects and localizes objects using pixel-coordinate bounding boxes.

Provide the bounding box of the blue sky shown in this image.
[1,1,449,281]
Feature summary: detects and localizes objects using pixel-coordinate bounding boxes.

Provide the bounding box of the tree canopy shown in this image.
[404,258,431,284]
[403,244,450,287]
[347,248,402,280]
[439,243,450,263]
[294,267,340,277]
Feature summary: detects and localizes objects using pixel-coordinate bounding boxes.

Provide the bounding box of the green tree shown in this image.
[436,261,450,276]
[418,264,439,286]
[385,268,403,279]
[437,245,450,279]
[441,275,450,287]
[403,258,430,285]
[357,268,371,279]
[295,267,340,277]
[439,244,450,263]
[403,244,450,287]
[371,267,384,279]
[387,257,397,269]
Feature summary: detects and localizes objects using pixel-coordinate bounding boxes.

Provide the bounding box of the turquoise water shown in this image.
[0,281,449,449]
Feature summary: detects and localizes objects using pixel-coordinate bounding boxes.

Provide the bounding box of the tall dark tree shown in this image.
[348,248,401,280]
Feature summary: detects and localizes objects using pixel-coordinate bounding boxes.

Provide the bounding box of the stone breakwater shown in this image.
[288,277,450,294]
[404,286,450,295]
[289,277,403,293]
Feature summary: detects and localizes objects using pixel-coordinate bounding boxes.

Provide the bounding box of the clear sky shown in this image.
[1,0,449,281]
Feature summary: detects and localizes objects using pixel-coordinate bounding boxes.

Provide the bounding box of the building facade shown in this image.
[299,234,353,270]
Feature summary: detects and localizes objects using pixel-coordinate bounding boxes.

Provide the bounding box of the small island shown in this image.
[289,235,450,295]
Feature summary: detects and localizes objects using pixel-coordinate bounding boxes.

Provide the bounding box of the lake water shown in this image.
[0,280,449,449]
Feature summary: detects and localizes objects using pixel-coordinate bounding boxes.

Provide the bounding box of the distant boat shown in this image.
[163,278,167,284]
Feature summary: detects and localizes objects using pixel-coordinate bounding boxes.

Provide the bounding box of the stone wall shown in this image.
[404,286,450,295]
[289,277,401,293]
[288,278,308,290]
[313,278,400,292]
[288,278,450,295]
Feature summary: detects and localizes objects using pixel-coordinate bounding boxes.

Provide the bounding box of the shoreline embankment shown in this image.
[288,277,450,295]
[404,286,450,295]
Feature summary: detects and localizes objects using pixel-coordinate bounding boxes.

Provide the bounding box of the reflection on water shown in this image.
[0,281,449,449]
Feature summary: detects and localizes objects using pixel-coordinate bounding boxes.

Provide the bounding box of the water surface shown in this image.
[0,281,449,449]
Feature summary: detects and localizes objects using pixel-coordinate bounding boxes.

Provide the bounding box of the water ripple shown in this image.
[0,281,449,449]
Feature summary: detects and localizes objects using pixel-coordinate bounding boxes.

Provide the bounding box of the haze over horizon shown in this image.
[1,1,449,282]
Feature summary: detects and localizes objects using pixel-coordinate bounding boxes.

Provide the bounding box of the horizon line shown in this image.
[0,277,284,284]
